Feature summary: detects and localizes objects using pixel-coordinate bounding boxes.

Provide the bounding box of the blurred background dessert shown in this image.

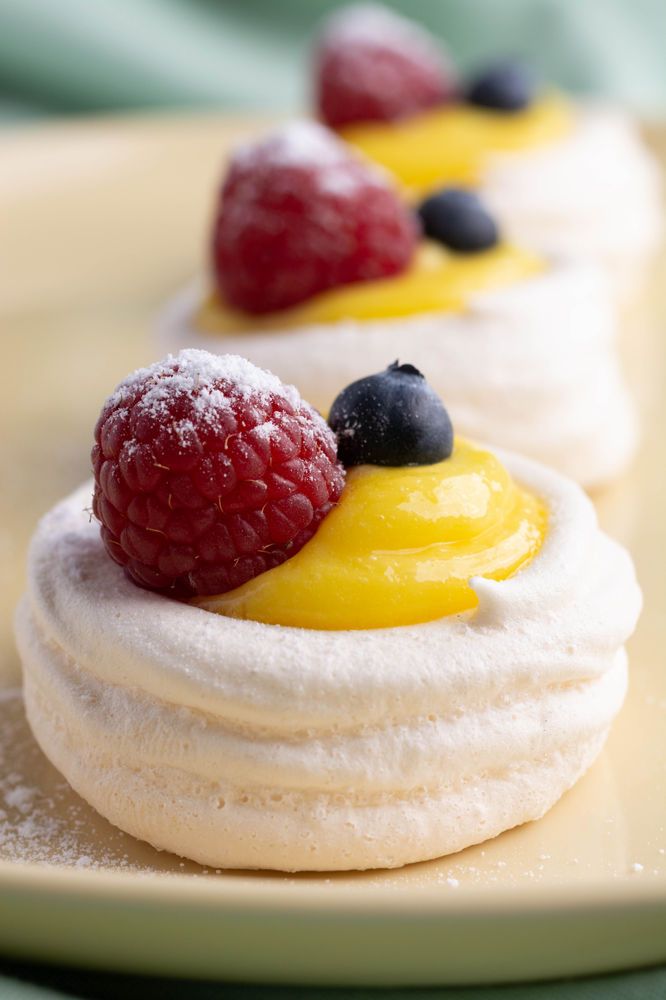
[3,0,661,298]
[310,4,661,301]
[161,119,637,489]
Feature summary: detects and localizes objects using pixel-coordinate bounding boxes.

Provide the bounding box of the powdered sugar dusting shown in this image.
[110,350,295,407]
[234,121,348,170]
[0,689,142,870]
[0,690,227,874]
[105,350,335,449]
[320,3,443,66]
[103,350,319,449]
[231,120,390,196]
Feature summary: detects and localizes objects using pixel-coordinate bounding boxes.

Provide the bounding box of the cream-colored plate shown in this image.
[1,116,665,987]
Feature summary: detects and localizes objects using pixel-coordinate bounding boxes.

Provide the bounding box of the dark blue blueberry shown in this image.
[328,362,453,467]
[417,187,498,253]
[466,60,537,111]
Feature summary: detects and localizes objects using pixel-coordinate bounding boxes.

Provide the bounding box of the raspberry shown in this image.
[92,350,345,597]
[212,121,418,314]
[314,4,457,128]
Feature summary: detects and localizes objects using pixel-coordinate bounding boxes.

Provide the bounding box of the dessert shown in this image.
[313,3,661,298]
[162,121,637,489]
[16,350,641,871]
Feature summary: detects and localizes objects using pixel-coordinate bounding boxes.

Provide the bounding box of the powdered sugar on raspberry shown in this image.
[103,351,328,461]
[105,349,304,431]
[234,120,347,170]
[232,120,389,195]
[213,122,417,313]
[320,3,444,66]
[314,4,455,128]
[93,350,344,596]
[108,350,299,411]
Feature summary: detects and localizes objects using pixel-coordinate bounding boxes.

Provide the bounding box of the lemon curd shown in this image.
[339,93,572,193]
[194,439,547,630]
[197,241,543,335]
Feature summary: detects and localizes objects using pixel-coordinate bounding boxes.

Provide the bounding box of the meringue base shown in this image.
[20,631,622,870]
[16,452,640,871]
[19,628,627,871]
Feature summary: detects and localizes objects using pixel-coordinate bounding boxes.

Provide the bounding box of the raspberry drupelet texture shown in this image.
[92,350,345,597]
[212,121,418,314]
[315,4,456,128]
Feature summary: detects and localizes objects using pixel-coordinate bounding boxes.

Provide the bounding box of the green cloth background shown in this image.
[2,0,666,120]
[2,0,666,994]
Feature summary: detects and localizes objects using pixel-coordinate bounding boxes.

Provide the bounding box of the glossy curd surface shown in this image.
[194,439,547,629]
[339,94,572,193]
[197,242,543,333]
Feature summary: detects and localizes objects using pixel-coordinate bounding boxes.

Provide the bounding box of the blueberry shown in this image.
[466,60,536,111]
[328,362,453,467]
[417,188,498,253]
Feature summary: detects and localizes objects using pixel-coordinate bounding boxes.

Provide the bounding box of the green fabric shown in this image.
[2,963,666,999]
[2,0,666,119]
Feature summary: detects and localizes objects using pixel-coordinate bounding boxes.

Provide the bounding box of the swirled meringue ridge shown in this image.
[15,449,640,871]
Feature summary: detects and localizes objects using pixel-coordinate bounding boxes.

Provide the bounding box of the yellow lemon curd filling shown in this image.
[196,241,543,336]
[339,93,572,194]
[194,439,547,630]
